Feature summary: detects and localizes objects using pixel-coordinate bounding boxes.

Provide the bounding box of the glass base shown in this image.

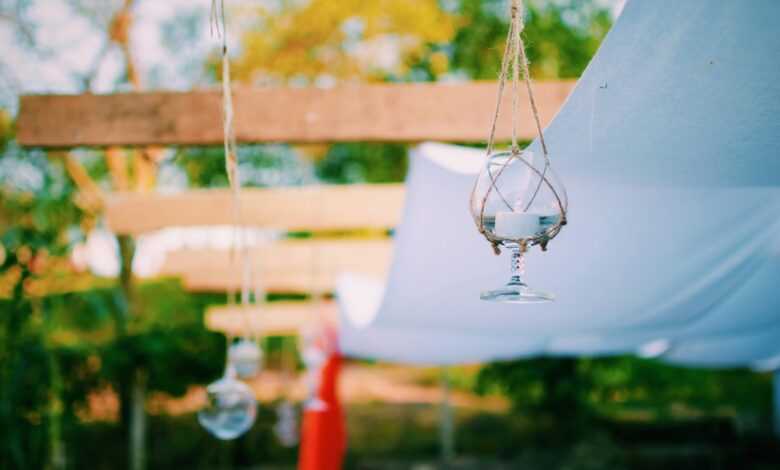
[480,283,554,303]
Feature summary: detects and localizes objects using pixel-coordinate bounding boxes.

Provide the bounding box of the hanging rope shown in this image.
[485,14,515,157]
[211,0,257,339]
[510,1,521,154]
[470,0,567,254]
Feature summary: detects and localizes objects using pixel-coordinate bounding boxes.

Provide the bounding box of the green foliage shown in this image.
[173,146,230,188]
[477,355,774,443]
[65,404,297,469]
[0,147,81,248]
[0,298,49,468]
[0,109,11,152]
[580,356,773,418]
[0,136,229,467]
[477,357,591,441]
[452,0,612,80]
[173,144,315,188]
[316,143,408,184]
[0,143,84,468]
[98,281,225,398]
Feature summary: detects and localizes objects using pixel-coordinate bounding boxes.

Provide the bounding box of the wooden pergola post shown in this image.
[116,234,146,470]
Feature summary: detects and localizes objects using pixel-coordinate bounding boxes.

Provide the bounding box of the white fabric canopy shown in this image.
[337,0,780,367]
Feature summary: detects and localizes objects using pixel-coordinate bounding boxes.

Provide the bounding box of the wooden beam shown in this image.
[53,152,105,212]
[17,81,575,147]
[105,147,131,191]
[105,184,405,235]
[166,239,392,293]
[205,301,338,336]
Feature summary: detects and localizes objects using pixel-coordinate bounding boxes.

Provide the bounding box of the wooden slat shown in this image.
[17,81,575,147]
[205,301,338,336]
[163,239,392,293]
[105,184,405,235]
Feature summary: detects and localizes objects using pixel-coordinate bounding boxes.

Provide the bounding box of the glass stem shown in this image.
[509,243,526,286]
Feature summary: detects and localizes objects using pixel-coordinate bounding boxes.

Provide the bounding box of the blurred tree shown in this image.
[316,143,407,184]
[203,0,457,186]
[478,355,774,444]
[477,357,592,442]
[452,0,612,80]
[222,0,614,185]
[580,356,773,419]
[232,0,456,84]
[0,133,225,469]
[0,143,83,468]
[174,144,316,189]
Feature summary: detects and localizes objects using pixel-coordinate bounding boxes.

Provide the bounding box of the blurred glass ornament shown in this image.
[273,400,299,447]
[470,149,567,302]
[229,338,263,379]
[302,345,328,412]
[197,366,257,440]
[303,368,328,412]
[302,343,326,369]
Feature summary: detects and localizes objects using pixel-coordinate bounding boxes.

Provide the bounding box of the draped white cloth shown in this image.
[337,0,780,367]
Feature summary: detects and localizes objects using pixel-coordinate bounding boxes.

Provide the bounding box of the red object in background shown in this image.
[298,353,346,470]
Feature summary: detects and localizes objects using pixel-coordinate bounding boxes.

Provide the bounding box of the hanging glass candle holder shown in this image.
[470,149,567,302]
[469,0,568,303]
[229,338,263,379]
[197,366,257,440]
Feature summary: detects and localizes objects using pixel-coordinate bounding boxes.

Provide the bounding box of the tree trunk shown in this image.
[117,235,147,470]
[130,369,147,470]
[47,349,66,470]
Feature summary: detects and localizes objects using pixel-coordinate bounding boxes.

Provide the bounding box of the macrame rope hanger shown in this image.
[473,0,567,255]
[211,0,260,344]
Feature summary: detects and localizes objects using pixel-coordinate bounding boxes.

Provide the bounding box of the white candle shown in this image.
[495,211,541,239]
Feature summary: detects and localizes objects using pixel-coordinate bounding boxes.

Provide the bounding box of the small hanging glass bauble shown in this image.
[303,368,328,412]
[197,367,257,440]
[302,345,328,412]
[302,344,326,369]
[229,338,263,379]
[273,400,299,447]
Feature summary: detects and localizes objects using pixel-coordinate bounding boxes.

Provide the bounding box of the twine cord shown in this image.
[511,1,520,154]
[211,0,259,343]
